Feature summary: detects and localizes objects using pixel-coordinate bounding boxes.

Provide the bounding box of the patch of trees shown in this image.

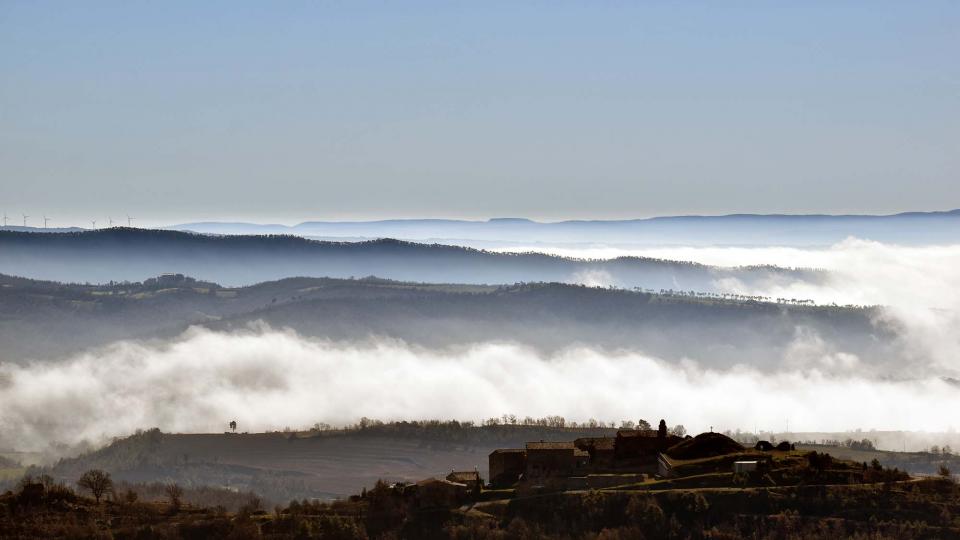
[303,418,619,444]
[77,469,113,502]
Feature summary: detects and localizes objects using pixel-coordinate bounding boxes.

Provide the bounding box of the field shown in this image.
[34,425,618,504]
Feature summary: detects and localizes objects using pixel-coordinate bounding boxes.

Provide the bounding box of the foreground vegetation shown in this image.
[3,451,958,539]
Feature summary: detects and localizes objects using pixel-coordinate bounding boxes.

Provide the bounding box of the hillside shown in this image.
[11,427,960,539]
[0,273,892,370]
[0,228,823,288]
[27,425,955,505]
[32,425,619,502]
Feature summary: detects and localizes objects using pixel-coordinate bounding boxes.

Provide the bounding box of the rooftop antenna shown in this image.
[43,216,51,228]
[127,214,134,227]
[22,214,28,227]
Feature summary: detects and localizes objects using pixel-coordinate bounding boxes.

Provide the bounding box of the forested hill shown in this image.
[0,228,821,289]
[0,273,894,372]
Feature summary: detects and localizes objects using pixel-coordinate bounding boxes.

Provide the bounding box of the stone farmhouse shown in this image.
[489,420,685,488]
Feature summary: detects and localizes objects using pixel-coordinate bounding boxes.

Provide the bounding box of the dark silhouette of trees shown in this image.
[637,419,652,431]
[123,489,139,504]
[77,469,113,503]
[229,420,237,433]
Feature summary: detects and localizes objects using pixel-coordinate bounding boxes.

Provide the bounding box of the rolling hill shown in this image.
[0,228,823,288]
[0,272,894,371]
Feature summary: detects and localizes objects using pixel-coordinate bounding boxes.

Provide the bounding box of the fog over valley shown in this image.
[1,229,958,458]
[6,4,960,533]
[3,327,959,456]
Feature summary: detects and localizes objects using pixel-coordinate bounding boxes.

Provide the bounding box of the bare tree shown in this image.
[77,469,113,503]
[165,482,184,509]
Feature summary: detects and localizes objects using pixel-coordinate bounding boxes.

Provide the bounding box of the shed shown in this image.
[446,470,482,490]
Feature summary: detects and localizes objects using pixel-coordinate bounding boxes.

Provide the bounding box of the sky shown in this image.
[1,1,958,227]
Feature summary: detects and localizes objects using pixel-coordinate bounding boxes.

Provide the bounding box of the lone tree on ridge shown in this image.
[77,469,113,503]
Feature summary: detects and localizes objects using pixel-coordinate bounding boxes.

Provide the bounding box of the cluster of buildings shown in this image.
[489,420,685,487]
[405,423,786,507]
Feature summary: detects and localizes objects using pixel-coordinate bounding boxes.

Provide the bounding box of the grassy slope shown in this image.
[40,426,619,502]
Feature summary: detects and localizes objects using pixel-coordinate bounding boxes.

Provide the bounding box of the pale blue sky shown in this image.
[1,1,958,226]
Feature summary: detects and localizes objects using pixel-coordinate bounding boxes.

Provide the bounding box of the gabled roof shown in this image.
[416,477,466,488]
[447,471,481,483]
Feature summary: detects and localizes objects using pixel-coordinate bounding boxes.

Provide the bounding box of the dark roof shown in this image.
[490,448,525,455]
[416,477,466,488]
[617,429,659,438]
[447,471,481,483]
[575,437,616,450]
[526,441,575,450]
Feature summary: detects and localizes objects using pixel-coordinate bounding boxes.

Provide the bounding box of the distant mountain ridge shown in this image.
[0,227,823,288]
[169,209,960,246]
[0,272,888,372]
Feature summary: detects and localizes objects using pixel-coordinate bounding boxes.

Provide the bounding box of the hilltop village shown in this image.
[4,421,943,539]
[407,419,807,505]
[490,419,686,489]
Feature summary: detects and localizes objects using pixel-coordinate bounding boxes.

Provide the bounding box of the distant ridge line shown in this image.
[173,208,960,229]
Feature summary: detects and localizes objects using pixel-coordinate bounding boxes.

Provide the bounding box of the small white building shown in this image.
[733,461,759,474]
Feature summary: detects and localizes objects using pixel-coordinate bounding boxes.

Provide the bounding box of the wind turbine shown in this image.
[108,217,114,227]
[127,214,135,227]
[91,220,97,229]
[2,213,7,227]
[43,216,51,228]
[22,214,29,227]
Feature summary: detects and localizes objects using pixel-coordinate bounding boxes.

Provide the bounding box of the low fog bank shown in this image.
[497,238,960,373]
[3,326,959,456]
[494,239,960,308]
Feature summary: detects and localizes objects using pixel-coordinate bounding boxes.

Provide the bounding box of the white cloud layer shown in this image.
[506,239,960,372]
[2,326,959,453]
[2,239,959,456]
[497,239,960,310]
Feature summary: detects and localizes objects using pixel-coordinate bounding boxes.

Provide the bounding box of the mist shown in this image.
[511,238,960,374]
[2,238,959,457]
[3,325,959,455]
[497,238,960,308]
